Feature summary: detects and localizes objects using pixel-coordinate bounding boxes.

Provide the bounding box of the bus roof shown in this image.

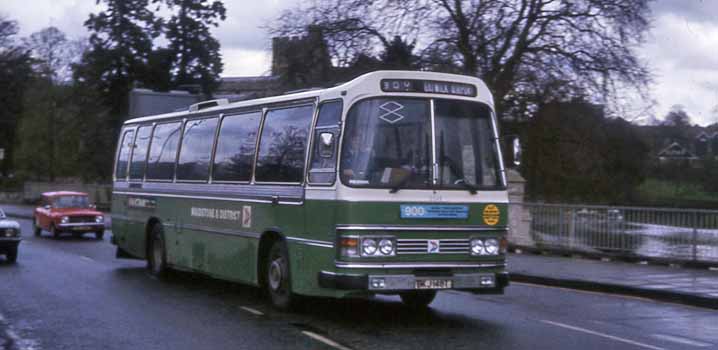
[123,70,493,125]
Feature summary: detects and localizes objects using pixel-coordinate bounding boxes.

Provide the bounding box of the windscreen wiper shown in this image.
[389,171,415,193]
[454,179,478,195]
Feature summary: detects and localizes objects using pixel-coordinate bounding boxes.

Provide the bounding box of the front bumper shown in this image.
[57,223,105,232]
[0,237,21,249]
[319,270,509,293]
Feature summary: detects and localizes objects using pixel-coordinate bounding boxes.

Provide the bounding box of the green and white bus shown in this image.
[111,70,511,309]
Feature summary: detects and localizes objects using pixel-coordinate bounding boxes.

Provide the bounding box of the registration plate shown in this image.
[73,226,91,231]
[415,279,453,290]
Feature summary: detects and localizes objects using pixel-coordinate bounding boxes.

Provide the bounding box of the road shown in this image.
[1,217,717,350]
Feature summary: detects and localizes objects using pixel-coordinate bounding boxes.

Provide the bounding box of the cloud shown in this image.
[639,5,718,126]
[222,48,272,76]
[651,0,718,24]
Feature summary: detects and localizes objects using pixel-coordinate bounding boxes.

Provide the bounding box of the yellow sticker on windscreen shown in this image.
[483,204,500,226]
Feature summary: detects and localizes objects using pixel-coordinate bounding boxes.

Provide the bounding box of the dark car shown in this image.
[0,208,21,263]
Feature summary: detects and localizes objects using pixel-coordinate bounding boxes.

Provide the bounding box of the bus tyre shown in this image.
[95,231,104,240]
[400,291,437,309]
[33,218,41,236]
[147,225,168,278]
[6,247,18,263]
[51,225,60,239]
[266,240,294,310]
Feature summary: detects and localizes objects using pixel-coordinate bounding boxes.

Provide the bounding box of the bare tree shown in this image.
[23,26,86,83]
[273,0,652,118]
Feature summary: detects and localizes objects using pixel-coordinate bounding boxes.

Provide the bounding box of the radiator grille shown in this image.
[396,238,469,255]
[69,216,95,223]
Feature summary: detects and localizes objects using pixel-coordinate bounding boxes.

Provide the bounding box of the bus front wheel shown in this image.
[400,291,437,309]
[147,224,168,278]
[266,240,294,310]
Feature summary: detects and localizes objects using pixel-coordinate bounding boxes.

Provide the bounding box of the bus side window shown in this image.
[146,121,182,181]
[176,117,219,182]
[212,111,262,182]
[115,129,135,181]
[308,100,342,185]
[255,105,314,183]
[128,125,153,181]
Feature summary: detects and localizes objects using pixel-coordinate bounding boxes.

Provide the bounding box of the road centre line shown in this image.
[302,331,353,350]
[239,306,264,316]
[540,320,666,350]
[651,334,713,347]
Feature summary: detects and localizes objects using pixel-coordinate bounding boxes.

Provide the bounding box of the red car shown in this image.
[33,191,106,239]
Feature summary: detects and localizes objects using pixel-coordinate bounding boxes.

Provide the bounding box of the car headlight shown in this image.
[470,239,485,255]
[61,216,69,224]
[95,215,104,223]
[3,228,17,237]
[362,238,377,256]
[484,238,499,255]
[379,239,394,256]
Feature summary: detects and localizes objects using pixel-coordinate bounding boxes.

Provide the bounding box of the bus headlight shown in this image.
[61,216,69,224]
[362,238,377,256]
[95,215,104,223]
[379,239,394,256]
[470,239,485,255]
[340,236,395,258]
[484,238,499,255]
[471,238,501,256]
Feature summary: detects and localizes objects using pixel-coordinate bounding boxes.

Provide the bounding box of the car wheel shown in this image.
[50,224,60,239]
[95,231,104,240]
[33,217,42,236]
[147,224,168,278]
[266,240,295,310]
[6,246,18,263]
[399,291,437,309]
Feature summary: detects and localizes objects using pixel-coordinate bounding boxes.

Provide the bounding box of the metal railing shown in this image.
[508,203,718,264]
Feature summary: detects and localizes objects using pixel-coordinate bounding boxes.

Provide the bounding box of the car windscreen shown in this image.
[53,196,90,209]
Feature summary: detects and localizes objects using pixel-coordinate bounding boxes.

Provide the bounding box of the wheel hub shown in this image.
[269,259,283,291]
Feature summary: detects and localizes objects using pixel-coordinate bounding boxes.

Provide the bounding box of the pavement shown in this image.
[509,253,718,309]
[2,202,716,311]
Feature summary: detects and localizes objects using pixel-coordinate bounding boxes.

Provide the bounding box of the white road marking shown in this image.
[651,334,713,347]
[80,256,93,261]
[302,331,352,350]
[540,320,666,350]
[239,306,264,316]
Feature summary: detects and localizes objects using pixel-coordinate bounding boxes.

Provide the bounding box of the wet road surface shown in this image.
[1,217,717,350]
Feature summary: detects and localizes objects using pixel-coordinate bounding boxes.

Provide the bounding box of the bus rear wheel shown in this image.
[147,224,168,278]
[400,291,437,309]
[266,240,294,310]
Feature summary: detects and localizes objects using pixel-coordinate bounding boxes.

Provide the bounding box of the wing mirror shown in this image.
[512,137,522,167]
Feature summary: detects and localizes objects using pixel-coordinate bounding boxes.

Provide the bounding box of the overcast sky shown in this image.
[2,0,717,125]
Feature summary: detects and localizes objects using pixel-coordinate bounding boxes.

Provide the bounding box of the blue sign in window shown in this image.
[400,205,469,219]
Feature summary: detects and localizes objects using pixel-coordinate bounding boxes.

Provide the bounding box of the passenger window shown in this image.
[213,112,261,182]
[255,105,314,183]
[129,125,153,180]
[177,117,218,181]
[308,101,342,184]
[146,121,182,180]
[115,129,135,180]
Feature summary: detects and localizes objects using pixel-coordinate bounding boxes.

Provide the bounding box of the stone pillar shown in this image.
[507,169,535,247]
